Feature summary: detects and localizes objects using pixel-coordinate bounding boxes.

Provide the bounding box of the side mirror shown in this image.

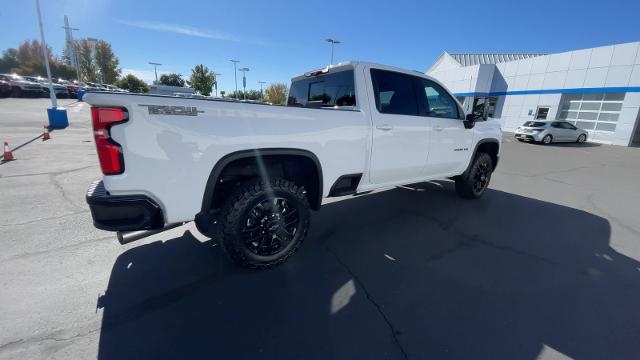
[464,113,478,129]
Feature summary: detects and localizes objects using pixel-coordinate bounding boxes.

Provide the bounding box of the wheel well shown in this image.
[202,150,322,212]
[476,141,499,169]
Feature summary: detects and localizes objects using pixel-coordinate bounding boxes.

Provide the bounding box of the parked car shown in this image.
[0,74,43,97]
[103,84,127,93]
[84,61,502,269]
[23,76,70,98]
[0,79,10,97]
[84,82,105,91]
[56,79,79,97]
[515,121,588,144]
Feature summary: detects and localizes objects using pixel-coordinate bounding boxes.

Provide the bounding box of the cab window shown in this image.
[416,78,461,119]
[370,69,419,116]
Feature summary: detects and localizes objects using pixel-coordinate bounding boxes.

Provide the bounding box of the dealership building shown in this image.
[427,41,640,146]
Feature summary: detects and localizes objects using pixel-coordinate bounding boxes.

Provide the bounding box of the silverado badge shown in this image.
[139,104,204,116]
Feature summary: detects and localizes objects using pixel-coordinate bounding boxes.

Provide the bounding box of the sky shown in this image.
[1,0,639,93]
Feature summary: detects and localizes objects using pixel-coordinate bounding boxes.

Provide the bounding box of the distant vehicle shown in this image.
[0,79,10,97]
[80,81,102,91]
[103,84,127,93]
[56,79,79,97]
[0,74,43,97]
[515,121,588,144]
[23,76,70,98]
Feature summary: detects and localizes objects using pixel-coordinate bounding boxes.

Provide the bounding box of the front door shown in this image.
[367,69,432,184]
[416,78,473,176]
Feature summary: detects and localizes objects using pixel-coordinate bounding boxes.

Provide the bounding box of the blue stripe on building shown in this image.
[454,87,640,97]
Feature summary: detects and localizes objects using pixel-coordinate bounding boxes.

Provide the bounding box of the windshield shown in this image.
[522,121,547,127]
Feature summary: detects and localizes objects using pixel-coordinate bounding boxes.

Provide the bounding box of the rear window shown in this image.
[288,70,356,108]
[523,121,547,127]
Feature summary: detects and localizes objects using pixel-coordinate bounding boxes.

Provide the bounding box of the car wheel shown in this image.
[542,134,553,144]
[11,87,22,97]
[455,152,493,199]
[577,134,587,143]
[219,178,310,270]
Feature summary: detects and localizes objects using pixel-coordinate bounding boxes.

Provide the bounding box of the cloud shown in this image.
[116,19,267,45]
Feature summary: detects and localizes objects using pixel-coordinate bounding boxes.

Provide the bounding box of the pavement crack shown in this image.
[326,247,409,360]
[0,210,88,227]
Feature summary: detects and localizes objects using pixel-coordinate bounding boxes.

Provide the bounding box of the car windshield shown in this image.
[522,121,547,127]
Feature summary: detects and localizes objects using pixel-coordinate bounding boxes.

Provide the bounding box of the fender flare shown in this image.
[200,148,324,212]
[460,138,500,178]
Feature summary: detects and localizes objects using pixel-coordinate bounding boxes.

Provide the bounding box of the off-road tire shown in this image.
[455,152,493,199]
[219,178,310,270]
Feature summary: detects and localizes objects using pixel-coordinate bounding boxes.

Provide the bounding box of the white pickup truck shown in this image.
[85,61,502,269]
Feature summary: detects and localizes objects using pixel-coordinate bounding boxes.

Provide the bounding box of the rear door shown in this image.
[551,121,572,141]
[367,69,432,184]
[416,78,473,176]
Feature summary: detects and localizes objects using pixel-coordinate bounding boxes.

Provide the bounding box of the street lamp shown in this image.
[258,80,266,98]
[229,59,240,98]
[148,62,162,84]
[238,67,250,101]
[213,72,221,97]
[325,38,341,66]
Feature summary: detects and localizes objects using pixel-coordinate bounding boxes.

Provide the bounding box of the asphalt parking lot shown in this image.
[1,97,640,360]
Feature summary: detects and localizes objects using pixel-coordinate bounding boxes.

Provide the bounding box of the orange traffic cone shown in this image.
[3,141,14,161]
[43,126,51,141]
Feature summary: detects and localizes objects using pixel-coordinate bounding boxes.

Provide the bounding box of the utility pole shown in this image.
[258,80,266,98]
[238,67,250,101]
[148,62,162,84]
[213,73,221,97]
[325,38,341,66]
[229,59,239,98]
[62,15,81,81]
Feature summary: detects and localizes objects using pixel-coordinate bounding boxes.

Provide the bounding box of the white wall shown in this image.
[428,42,640,145]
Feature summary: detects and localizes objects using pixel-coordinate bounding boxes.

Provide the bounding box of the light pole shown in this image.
[35,0,68,128]
[326,38,341,66]
[148,62,162,84]
[229,60,239,98]
[213,73,221,97]
[258,80,266,98]
[238,67,250,101]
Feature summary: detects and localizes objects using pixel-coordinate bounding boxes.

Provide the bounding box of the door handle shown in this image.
[433,126,444,131]
[376,124,393,131]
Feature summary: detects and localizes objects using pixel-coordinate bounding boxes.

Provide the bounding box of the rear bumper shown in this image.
[85,180,164,232]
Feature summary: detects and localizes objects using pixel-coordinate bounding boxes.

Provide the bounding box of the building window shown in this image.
[535,107,550,120]
[557,92,625,132]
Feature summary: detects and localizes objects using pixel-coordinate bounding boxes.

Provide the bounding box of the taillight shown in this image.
[91,107,128,175]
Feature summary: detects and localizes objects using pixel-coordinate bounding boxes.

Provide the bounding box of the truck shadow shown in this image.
[96,182,640,360]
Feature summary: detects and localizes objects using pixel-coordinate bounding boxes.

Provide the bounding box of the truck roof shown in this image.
[291,61,440,83]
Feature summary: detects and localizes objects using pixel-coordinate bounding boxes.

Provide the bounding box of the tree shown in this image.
[264,83,288,105]
[187,64,214,96]
[77,40,97,82]
[226,89,262,100]
[0,48,19,74]
[115,74,149,93]
[4,40,78,80]
[159,73,185,87]
[94,40,121,84]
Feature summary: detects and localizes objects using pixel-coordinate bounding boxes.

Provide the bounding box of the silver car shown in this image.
[515,121,588,144]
